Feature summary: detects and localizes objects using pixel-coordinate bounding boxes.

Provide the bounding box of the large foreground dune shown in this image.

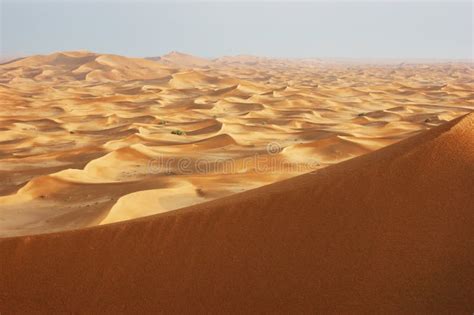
[0,113,472,313]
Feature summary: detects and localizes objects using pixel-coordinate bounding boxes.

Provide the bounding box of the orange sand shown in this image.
[0,113,472,313]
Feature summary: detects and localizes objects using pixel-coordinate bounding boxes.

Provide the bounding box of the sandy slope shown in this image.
[0,114,472,313]
[0,51,472,237]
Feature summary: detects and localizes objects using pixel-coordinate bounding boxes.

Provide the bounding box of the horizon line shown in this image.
[1,49,473,65]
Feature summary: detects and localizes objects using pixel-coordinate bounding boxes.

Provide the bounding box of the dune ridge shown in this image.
[0,113,472,313]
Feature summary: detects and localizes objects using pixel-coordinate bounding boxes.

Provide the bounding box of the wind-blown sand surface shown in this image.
[0,51,472,237]
[0,51,473,312]
[0,112,473,313]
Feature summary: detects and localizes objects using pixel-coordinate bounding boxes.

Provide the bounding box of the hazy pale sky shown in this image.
[1,1,472,60]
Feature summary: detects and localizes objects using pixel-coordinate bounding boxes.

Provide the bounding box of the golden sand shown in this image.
[0,51,472,237]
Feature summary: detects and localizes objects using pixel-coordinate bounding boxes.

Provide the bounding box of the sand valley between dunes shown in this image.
[0,51,472,237]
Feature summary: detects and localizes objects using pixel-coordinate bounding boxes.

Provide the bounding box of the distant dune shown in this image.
[0,51,174,83]
[0,113,472,313]
[147,51,213,68]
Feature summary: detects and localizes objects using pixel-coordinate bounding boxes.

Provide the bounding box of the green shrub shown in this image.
[171,129,185,136]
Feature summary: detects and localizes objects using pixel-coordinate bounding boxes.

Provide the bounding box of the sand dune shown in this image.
[0,51,174,83]
[0,51,472,237]
[0,113,472,313]
[148,51,213,68]
[0,50,472,311]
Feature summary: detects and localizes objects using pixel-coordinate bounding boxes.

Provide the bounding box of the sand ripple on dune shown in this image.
[0,52,472,236]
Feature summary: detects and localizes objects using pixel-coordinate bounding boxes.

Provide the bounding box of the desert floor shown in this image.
[0,52,473,312]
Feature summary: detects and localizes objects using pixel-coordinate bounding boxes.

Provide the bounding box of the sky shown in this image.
[1,0,472,60]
